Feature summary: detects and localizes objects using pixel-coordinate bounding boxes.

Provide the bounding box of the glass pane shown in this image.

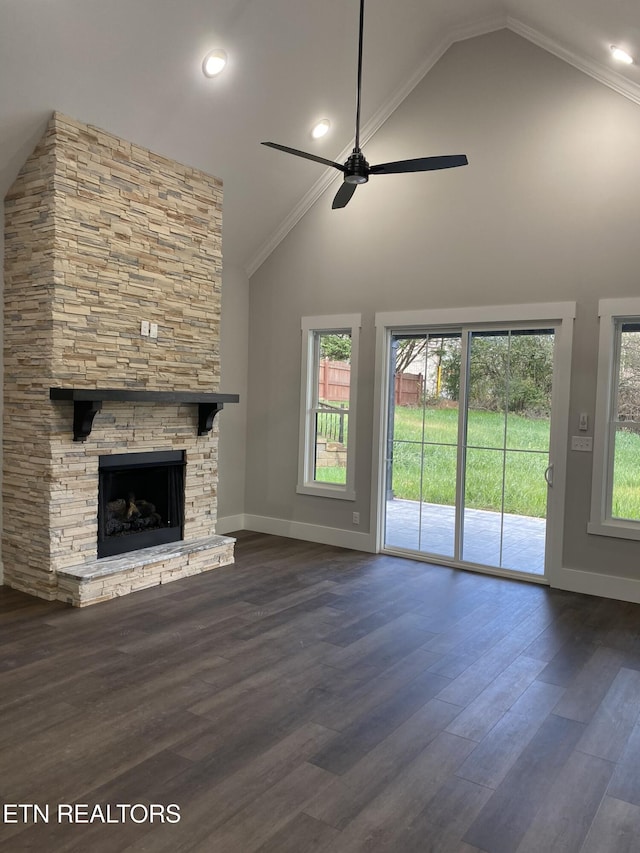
[420,444,457,558]
[462,448,503,567]
[313,331,351,485]
[612,325,640,520]
[505,332,554,451]
[385,332,462,556]
[502,450,548,519]
[393,335,427,416]
[314,411,348,485]
[392,393,426,444]
[387,441,422,502]
[385,495,421,551]
[616,325,640,422]
[466,333,507,449]
[431,333,462,409]
[317,332,351,406]
[611,425,640,521]
[385,441,422,550]
[501,450,547,574]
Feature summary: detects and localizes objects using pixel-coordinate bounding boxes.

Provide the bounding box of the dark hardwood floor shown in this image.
[2,531,640,852]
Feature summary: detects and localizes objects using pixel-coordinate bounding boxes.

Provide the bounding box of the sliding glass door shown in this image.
[383,325,556,578]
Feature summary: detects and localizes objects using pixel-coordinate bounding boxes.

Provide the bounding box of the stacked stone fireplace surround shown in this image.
[3,113,235,606]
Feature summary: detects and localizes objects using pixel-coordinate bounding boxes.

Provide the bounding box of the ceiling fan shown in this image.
[261,0,468,209]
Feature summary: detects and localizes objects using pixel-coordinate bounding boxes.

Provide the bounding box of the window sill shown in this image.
[297,483,356,501]
[587,520,640,542]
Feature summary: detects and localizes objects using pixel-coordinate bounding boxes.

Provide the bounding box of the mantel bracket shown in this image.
[198,402,224,436]
[73,400,103,442]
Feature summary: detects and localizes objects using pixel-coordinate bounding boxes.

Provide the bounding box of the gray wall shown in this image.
[246,29,640,581]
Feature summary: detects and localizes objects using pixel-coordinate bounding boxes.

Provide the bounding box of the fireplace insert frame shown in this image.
[97,450,186,559]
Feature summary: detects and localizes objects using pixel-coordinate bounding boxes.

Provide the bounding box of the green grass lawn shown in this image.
[390,406,551,517]
[612,429,640,521]
[317,405,640,520]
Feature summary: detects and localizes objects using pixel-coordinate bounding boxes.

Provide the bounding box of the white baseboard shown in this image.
[554,565,640,604]
[216,514,247,535]
[221,513,375,553]
[217,516,640,605]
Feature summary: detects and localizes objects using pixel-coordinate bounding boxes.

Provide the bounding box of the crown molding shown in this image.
[246,14,640,278]
[508,17,640,109]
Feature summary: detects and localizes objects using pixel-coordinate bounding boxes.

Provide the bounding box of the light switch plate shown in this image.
[141,320,150,337]
[571,435,593,452]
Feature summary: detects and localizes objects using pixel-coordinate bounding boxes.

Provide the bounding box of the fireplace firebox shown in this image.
[98,451,186,558]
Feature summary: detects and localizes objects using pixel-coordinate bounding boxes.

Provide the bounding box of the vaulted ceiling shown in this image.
[1,0,639,273]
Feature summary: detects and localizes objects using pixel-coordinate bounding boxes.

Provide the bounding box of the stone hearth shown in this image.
[3,113,235,606]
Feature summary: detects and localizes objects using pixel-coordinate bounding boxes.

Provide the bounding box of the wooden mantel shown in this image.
[50,388,240,441]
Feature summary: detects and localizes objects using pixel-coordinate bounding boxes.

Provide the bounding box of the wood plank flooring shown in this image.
[1,531,640,851]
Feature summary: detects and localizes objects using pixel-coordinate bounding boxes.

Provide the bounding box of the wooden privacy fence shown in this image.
[318,358,423,407]
[395,372,424,406]
[318,359,351,402]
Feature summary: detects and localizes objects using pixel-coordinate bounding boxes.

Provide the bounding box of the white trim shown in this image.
[375,302,576,330]
[371,324,391,553]
[545,312,574,588]
[555,565,640,605]
[587,520,640,542]
[371,301,576,584]
[301,314,362,334]
[218,519,640,607]
[589,298,640,540]
[382,545,549,586]
[246,17,640,278]
[597,298,640,317]
[507,18,640,109]
[216,514,247,535]
[296,483,356,501]
[242,514,376,553]
[298,314,361,501]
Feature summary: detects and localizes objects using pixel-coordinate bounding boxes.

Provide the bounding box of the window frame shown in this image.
[297,314,360,500]
[589,298,640,541]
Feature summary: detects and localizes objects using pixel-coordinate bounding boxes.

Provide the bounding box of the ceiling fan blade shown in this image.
[370,154,468,175]
[332,182,358,209]
[261,142,345,172]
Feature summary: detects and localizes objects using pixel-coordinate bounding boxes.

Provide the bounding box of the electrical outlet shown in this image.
[140,320,150,337]
[149,323,158,339]
[352,512,360,525]
[571,435,593,452]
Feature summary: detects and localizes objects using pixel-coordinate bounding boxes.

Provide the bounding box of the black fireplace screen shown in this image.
[98,450,186,558]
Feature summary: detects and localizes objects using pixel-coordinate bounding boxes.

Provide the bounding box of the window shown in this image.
[298,315,360,499]
[589,299,640,540]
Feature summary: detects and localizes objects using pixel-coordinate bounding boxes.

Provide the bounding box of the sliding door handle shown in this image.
[544,464,554,487]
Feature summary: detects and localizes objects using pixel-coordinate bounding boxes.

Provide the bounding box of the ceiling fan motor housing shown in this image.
[345,150,369,184]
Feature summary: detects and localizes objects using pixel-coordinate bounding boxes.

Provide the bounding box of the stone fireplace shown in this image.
[3,113,236,606]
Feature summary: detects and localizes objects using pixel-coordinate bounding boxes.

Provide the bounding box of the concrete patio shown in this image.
[384,498,546,576]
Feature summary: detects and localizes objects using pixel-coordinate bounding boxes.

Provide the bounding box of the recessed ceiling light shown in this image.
[610,45,634,65]
[311,119,331,139]
[202,49,228,78]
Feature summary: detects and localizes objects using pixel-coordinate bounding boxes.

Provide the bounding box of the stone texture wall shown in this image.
[3,112,229,602]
